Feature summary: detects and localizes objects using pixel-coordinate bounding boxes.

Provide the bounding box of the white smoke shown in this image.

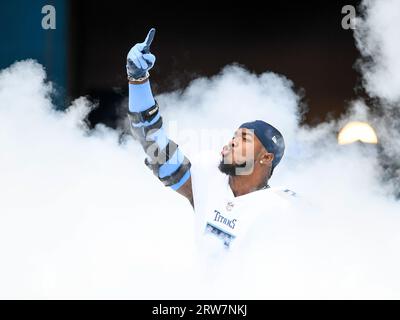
[0,0,399,299]
[355,0,400,104]
[0,60,196,299]
[354,0,400,192]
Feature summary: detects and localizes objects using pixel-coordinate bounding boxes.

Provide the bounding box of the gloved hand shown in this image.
[126,28,156,80]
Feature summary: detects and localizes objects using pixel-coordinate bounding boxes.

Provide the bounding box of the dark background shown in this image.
[68,0,362,128]
[0,0,362,127]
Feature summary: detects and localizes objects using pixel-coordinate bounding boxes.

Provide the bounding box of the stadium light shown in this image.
[338,121,378,145]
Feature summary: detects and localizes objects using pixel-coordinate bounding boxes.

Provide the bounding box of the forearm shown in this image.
[128,79,191,191]
[128,77,155,112]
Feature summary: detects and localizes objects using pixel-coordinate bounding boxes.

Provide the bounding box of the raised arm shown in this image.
[126,28,193,207]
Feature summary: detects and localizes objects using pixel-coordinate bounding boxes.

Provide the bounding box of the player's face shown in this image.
[220,128,261,173]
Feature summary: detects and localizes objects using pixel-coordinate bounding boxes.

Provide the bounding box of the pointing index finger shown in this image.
[142,28,156,53]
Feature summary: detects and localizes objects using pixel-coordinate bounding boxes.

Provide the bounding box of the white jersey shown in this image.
[190,163,297,254]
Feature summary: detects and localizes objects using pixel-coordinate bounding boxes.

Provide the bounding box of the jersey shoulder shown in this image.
[267,186,298,202]
[274,187,297,198]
